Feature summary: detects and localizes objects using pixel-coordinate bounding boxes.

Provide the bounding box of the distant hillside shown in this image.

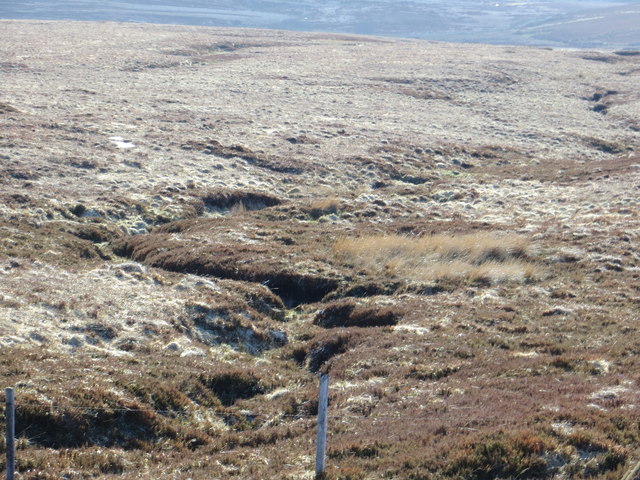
[2,0,640,48]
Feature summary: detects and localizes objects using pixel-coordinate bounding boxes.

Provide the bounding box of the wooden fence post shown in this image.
[315,373,329,479]
[622,459,640,480]
[5,388,15,480]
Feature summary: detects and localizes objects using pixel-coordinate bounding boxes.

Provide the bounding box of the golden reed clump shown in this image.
[334,232,540,284]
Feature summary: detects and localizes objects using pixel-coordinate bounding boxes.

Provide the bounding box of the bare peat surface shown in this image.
[1,20,640,479]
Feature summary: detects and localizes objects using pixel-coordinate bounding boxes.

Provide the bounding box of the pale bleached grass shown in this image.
[334,232,540,284]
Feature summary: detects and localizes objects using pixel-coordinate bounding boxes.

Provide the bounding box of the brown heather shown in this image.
[1,20,640,479]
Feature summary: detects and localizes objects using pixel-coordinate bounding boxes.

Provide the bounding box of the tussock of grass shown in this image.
[334,232,539,284]
[307,196,340,219]
[314,298,402,328]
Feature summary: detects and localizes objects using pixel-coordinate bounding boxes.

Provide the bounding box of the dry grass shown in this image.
[334,232,540,284]
[229,201,247,216]
[307,196,340,219]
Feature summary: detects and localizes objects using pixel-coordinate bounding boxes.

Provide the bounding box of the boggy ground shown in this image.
[1,20,640,479]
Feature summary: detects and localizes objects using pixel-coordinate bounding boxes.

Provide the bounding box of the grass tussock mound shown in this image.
[334,232,539,285]
[195,188,282,215]
[305,196,340,219]
[314,298,402,328]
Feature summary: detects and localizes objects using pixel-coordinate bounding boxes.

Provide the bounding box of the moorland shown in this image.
[1,20,640,479]
[3,1,640,48]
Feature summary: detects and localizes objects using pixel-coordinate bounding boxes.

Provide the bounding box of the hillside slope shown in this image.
[3,1,640,48]
[1,20,640,479]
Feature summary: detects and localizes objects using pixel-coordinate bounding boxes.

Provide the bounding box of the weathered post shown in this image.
[5,388,15,480]
[315,374,329,479]
[621,458,640,480]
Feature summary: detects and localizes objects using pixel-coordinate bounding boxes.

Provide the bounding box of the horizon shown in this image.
[2,0,640,49]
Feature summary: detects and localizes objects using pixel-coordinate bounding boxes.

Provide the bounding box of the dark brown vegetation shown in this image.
[182,139,304,174]
[313,299,402,328]
[1,20,640,479]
